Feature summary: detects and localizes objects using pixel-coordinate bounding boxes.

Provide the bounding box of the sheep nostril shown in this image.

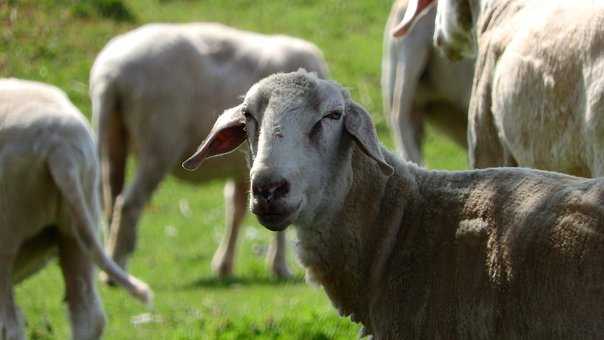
[272,179,289,200]
[252,184,270,201]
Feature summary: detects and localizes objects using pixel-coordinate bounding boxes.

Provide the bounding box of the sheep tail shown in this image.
[47,148,153,305]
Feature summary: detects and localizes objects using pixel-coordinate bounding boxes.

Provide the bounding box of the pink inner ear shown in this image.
[392,0,436,37]
[182,122,246,171]
[207,125,247,157]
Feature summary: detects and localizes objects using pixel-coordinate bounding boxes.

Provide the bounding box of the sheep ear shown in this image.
[344,102,394,176]
[182,106,247,171]
[392,0,437,37]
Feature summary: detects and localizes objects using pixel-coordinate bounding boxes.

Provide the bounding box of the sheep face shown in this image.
[183,71,393,232]
[434,0,476,59]
[244,73,353,231]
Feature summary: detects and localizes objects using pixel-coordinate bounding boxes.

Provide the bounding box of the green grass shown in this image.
[2,0,467,338]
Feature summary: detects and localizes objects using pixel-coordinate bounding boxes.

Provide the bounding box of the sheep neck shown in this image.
[294,147,420,329]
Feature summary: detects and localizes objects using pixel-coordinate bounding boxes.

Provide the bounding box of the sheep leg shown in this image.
[390,63,423,164]
[0,253,24,340]
[467,109,508,169]
[105,158,167,276]
[58,234,105,340]
[211,179,247,279]
[589,144,604,177]
[267,231,291,279]
[468,48,508,169]
[389,37,431,165]
[382,5,433,164]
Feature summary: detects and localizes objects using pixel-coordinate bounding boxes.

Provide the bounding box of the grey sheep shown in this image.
[184,70,604,339]
[398,0,604,176]
[90,23,328,279]
[0,79,151,340]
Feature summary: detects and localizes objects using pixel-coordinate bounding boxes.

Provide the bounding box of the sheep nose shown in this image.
[252,178,290,203]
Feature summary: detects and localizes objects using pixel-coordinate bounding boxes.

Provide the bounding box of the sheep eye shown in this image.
[324,110,342,120]
[309,120,322,140]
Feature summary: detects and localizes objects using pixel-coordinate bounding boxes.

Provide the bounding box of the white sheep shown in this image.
[0,79,151,340]
[382,0,474,164]
[184,70,604,339]
[397,0,604,176]
[89,23,328,279]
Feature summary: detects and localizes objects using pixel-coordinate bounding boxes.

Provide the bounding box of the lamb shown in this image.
[183,70,604,339]
[382,0,474,164]
[0,79,151,340]
[89,22,328,279]
[396,0,604,176]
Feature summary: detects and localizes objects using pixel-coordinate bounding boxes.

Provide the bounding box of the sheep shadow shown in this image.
[182,274,305,290]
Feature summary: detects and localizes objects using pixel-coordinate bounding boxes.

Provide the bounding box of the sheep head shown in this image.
[183,70,392,231]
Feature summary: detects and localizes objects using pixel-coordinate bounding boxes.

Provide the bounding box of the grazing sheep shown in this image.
[396,0,604,176]
[90,23,328,279]
[382,0,474,164]
[0,79,151,340]
[184,71,604,339]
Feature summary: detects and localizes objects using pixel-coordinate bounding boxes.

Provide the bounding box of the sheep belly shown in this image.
[13,226,59,284]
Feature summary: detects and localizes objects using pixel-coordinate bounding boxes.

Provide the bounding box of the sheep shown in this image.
[183,70,604,339]
[0,78,151,340]
[89,22,328,279]
[382,0,474,164]
[396,0,604,176]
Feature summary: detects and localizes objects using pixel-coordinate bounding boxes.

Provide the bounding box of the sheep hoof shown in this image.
[211,258,234,279]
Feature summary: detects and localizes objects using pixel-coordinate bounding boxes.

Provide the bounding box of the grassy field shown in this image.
[1,0,467,339]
